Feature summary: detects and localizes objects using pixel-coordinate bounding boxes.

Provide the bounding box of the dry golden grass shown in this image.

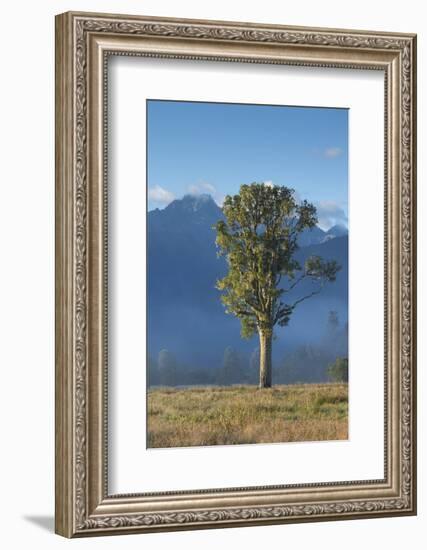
[147,383,348,448]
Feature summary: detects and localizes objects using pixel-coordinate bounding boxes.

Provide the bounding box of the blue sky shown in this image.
[147,100,348,230]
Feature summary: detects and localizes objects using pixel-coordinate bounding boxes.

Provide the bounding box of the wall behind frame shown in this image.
[0,0,424,548]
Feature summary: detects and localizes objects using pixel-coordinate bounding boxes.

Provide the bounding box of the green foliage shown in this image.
[214,183,341,339]
[327,357,348,383]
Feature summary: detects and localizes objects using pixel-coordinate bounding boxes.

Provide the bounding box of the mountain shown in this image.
[148,195,225,317]
[298,223,348,246]
[322,224,348,243]
[147,194,348,374]
[298,225,328,246]
[149,194,223,231]
[150,194,347,246]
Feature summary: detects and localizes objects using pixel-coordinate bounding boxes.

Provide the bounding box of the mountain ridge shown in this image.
[147,194,348,372]
[148,193,348,246]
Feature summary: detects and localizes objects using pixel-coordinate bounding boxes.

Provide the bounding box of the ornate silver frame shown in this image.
[55,11,417,537]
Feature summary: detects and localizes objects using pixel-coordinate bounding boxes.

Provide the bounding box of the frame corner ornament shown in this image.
[55,11,417,538]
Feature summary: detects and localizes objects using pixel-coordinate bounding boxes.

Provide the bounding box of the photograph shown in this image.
[53,9,416,538]
[146,99,349,448]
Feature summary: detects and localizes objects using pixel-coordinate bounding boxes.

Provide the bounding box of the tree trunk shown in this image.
[259,329,273,388]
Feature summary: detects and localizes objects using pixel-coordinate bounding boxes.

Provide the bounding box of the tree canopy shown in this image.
[214,183,341,387]
[327,357,349,383]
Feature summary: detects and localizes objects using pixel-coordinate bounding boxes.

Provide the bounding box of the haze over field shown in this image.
[147,193,348,385]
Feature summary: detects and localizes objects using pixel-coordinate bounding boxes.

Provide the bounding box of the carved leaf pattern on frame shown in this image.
[71,17,414,531]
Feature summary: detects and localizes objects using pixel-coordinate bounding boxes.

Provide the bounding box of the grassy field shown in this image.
[147,383,348,448]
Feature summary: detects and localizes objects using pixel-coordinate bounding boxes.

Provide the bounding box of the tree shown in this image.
[158,349,177,386]
[214,183,341,388]
[249,347,260,384]
[327,357,348,383]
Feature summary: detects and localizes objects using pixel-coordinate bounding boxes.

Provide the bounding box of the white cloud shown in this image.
[186,183,210,196]
[187,182,216,196]
[324,147,343,158]
[215,195,225,207]
[148,185,175,205]
[292,189,302,204]
[263,180,275,188]
[187,182,224,206]
[315,200,348,231]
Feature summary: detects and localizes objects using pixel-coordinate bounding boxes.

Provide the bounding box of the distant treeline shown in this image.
[148,311,348,387]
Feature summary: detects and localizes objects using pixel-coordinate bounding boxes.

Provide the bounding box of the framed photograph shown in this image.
[55,11,417,537]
